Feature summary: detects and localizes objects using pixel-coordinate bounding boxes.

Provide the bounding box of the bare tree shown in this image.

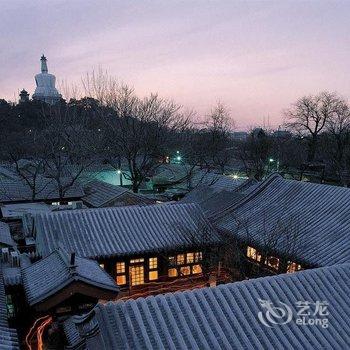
[83,71,191,192]
[40,104,97,200]
[177,219,221,285]
[323,97,350,185]
[204,102,235,174]
[2,131,50,201]
[218,210,303,280]
[284,92,340,162]
[58,79,81,102]
[235,128,272,180]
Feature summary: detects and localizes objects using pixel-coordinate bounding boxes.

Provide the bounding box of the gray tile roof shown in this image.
[21,247,118,306]
[2,268,21,287]
[0,178,84,203]
[83,180,154,208]
[0,202,53,219]
[0,223,15,247]
[216,174,350,267]
[0,166,18,181]
[180,179,259,219]
[189,172,247,191]
[64,263,350,350]
[35,203,218,259]
[152,165,244,191]
[0,265,19,349]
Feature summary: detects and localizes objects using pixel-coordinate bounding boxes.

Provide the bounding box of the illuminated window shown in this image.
[149,257,157,269]
[247,246,262,262]
[115,262,126,285]
[148,257,158,281]
[130,258,144,264]
[287,261,302,273]
[168,256,176,266]
[265,256,279,270]
[168,268,178,277]
[51,202,60,206]
[180,266,191,276]
[177,254,185,265]
[116,275,126,285]
[192,264,202,274]
[116,262,125,274]
[187,253,194,263]
[149,271,158,280]
[130,265,144,286]
[194,252,202,262]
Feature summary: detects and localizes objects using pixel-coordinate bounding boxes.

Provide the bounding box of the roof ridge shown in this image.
[38,201,202,218]
[213,173,282,222]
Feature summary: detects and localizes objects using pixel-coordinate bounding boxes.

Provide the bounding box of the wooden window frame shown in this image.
[148,257,158,281]
[168,251,203,278]
[115,261,127,286]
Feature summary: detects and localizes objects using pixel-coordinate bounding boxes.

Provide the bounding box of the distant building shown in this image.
[273,129,292,139]
[18,89,29,103]
[231,131,248,141]
[82,180,155,208]
[32,55,61,105]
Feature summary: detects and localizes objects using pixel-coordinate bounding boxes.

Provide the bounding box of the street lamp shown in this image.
[269,158,274,163]
[117,169,123,186]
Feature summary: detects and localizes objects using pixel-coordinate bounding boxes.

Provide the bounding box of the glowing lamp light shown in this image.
[269,158,274,163]
[117,170,122,174]
[233,174,238,179]
[176,156,181,161]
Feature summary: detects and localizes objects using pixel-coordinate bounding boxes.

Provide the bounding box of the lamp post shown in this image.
[117,169,123,186]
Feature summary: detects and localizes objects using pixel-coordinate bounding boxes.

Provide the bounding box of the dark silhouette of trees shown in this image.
[284,92,341,162]
[235,128,273,180]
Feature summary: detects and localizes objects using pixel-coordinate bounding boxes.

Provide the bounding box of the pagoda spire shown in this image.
[40,54,48,73]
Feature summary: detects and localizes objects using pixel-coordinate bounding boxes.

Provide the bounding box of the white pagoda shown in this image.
[32,55,61,104]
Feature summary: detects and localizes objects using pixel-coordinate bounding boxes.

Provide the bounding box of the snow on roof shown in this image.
[180,178,259,219]
[35,203,218,259]
[0,165,18,181]
[216,174,350,267]
[64,263,350,349]
[0,202,53,219]
[0,264,19,349]
[0,222,15,247]
[82,180,154,208]
[0,178,84,203]
[21,247,118,306]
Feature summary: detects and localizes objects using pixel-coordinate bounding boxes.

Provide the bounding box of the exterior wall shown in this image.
[98,249,225,299]
[243,244,305,278]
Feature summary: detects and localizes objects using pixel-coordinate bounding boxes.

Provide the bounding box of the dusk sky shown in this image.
[1,0,349,129]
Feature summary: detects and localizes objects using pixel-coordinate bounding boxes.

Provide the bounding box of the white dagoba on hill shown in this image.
[32,55,61,104]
